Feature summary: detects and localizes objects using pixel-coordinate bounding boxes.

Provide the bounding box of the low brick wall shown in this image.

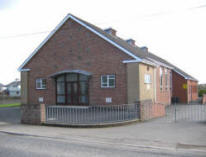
[202,94,206,104]
[21,104,47,124]
[22,101,165,125]
[152,103,165,118]
[139,100,165,121]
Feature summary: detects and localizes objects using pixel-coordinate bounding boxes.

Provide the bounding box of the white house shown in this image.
[0,83,4,93]
[6,80,21,97]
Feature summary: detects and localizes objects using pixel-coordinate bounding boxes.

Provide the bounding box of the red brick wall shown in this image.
[202,94,206,104]
[23,19,133,105]
[187,80,198,103]
[156,66,171,105]
[172,71,187,103]
[139,100,165,121]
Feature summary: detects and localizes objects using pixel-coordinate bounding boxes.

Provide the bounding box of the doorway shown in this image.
[56,73,89,105]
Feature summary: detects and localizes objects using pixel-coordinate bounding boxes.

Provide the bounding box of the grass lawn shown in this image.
[0,103,21,108]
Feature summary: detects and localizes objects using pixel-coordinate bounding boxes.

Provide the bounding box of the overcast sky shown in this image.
[0,0,206,84]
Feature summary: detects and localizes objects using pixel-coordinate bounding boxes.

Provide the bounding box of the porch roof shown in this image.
[49,70,92,78]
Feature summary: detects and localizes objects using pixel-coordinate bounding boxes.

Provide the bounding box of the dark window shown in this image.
[56,73,89,105]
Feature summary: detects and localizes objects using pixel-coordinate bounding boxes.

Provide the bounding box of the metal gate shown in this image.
[165,104,206,122]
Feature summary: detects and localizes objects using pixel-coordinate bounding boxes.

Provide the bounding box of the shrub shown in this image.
[198,89,206,97]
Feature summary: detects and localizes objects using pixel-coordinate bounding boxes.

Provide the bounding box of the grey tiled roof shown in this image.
[147,53,198,81]
[72,14,198,81]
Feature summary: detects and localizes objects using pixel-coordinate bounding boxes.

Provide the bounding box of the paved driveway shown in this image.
[0,107,21,125]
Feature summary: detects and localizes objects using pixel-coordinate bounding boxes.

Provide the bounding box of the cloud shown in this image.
[189,4,206,10]
[0,0,19,10]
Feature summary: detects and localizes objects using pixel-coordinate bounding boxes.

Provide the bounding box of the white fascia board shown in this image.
[141,59,157,67]
[18,14,141,71]
[122,60,141,63]
[173,69,197,81]
[123,59,156,67]
[147,57,173,69]
[20,68,31,72]
[18,14,70,71]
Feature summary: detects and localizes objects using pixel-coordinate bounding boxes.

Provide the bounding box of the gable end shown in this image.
[18,14,142,71]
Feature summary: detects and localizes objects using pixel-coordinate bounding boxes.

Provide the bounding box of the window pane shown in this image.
[57,75,64,82]
[36,82,41,89]
[80,82,88,95]
[79,96,88,103]
[36,79,41,83]
[42,79,46,88]
[36,78,46,89]
[73,83,78,94]
[144,74,151,84]
[67,83,71,95]
[66,73,77,81]
[160,68,163,88]
[109,75,115,79]
[67,95,71,103]
[101,75,115,88]
[101,76,107,83]
[109,79,115,87]
[57,96,65,103]
[57,82,65,94]
[79,74,88,81]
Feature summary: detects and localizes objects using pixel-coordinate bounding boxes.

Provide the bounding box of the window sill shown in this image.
[101,87,115,89]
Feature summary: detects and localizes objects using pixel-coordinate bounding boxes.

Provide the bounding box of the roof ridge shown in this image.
[18,13,197,81]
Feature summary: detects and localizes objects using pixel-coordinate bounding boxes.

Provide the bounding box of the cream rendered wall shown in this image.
[139,63,155,101]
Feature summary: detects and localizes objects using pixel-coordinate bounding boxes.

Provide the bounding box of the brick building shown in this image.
[172,69,198,103]
[18,14,196,124]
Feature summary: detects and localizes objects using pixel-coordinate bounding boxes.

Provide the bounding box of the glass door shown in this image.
[56,73,89,105]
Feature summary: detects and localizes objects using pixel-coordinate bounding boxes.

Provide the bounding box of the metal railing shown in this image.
[45,104,140,125]
[151,104,206,123]
[45,103,206,126]
[169,104,206,122]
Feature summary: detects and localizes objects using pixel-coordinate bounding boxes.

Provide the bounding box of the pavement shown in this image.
[0,106,206,156]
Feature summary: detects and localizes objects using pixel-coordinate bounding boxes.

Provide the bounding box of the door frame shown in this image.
[55,73,89,106]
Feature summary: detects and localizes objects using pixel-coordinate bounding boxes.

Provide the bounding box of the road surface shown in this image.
[0,131,205,157]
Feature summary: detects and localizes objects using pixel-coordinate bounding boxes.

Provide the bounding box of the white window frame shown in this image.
[165,69,168,90]
[160,67,163,90]
[101,75,115,88]
[170,71,172,90]
[36,78,46,89]
[144,74,151,84]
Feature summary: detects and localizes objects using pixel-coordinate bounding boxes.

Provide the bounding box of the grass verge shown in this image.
[0,103,21,108]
